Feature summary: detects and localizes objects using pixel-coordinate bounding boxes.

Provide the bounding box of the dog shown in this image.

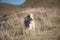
[24,14,35,32]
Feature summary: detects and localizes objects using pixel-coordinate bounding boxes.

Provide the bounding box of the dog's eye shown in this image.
[30,18,33,20]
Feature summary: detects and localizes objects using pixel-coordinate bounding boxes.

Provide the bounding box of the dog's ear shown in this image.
[24,16,29,20]
[27,15,30,18]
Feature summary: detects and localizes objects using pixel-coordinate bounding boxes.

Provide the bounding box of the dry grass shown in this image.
[0,0,60,40]
[0,7,60,40]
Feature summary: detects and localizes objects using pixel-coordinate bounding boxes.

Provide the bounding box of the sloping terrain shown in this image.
[0,0,60,40]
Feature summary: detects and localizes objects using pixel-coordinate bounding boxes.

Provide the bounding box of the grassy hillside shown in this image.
[23,0,60,8]
[0,0,60,40]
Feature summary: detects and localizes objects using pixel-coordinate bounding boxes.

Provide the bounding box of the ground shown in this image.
[0,0,60,40]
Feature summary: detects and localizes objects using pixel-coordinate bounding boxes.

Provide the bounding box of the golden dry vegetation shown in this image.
[0,0,60,40]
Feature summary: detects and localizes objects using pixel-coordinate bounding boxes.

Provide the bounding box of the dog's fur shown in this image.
[24,14,35,32]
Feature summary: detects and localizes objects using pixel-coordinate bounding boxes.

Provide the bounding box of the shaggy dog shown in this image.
[24,14,35,31]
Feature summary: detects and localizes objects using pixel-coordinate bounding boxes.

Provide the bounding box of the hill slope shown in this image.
[0,0,60,40]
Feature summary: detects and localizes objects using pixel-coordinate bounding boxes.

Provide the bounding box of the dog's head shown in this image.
[25,13,34,21]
